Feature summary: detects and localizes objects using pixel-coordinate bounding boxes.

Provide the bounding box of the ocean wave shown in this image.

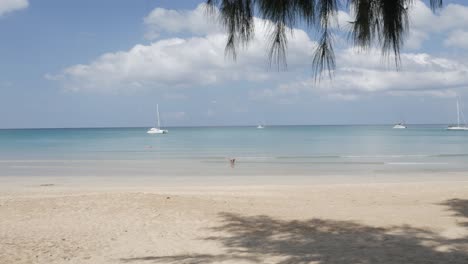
[342,154,431,158]
[385,162,449,165]
[432,153,468,158]
[203,153,468,160]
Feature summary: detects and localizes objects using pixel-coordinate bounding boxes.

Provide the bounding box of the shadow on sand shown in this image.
[121,199,468,264]
[441,199,468,227]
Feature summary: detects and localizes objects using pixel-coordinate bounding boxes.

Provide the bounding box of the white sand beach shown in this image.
[2,176,468,264]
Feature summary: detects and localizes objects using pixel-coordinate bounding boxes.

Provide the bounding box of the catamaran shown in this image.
[256,120,266,129]
[393,123,407,129]
[447,99,468,131]
[147,104,168,134]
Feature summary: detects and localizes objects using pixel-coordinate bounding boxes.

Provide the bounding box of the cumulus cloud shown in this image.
[314,1,468,50]
[405,0,468,49]
[143,3,221,40]
[334,1,468,50]
[252,49,468,101]
[0,0,28,16]
[444,30,468,49]
[49,1,468,102]
[48,4,316,92]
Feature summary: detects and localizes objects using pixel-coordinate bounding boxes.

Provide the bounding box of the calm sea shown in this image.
[1,125,468,177]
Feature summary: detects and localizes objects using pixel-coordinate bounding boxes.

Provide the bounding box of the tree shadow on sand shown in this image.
[441,199,468,227]
[121,200,468,264]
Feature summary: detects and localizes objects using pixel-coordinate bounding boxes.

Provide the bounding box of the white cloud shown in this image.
[49,1,468,103]
[0,0,28,17]
[444,30,468,49]
[435,3,468,31]
[48,5,316,93]
[332,1,468,50]
[143,3,221,40]
[405,0,468,49]
[252,48,468,101]
[409,0,468,33]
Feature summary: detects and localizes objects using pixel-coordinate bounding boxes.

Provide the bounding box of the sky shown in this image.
[1,0,468,128]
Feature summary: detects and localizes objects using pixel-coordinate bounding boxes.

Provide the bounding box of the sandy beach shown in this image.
[2,177,468,264]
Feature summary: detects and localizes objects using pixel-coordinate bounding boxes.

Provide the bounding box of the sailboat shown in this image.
[393,123,407,129]
[257,121,266,129]
[147,104,168,134]
[447,98,468,131]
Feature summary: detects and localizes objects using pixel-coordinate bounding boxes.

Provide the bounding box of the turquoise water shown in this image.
[1,125,468,176]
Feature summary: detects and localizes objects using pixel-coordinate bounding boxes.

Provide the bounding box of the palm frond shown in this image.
[256,0,300,70]
[379,0,409,66]
[313,30,335,79]
[350,0,378,49]
[267,22,288,70]
[206,0,444,78]
[314,0,338,77]
[429,0,443,11]
[217,0,254,59]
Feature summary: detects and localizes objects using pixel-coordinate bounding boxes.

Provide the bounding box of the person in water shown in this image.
[229,158,236,168]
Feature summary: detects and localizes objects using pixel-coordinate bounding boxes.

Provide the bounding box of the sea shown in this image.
[1,125,468,180]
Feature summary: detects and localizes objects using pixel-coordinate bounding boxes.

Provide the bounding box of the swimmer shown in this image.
[229,158,236,168]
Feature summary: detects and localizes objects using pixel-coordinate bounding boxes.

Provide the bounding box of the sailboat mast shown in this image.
[457,99,460,127]
[157,104,161,128]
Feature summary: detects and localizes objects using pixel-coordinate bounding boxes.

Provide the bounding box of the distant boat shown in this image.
[393,123,407,129]
[147,104,168,134]
[257,124,264,129]
[447,99,468,131]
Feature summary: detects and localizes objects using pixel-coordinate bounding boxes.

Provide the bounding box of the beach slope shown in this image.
[1,181,468,263]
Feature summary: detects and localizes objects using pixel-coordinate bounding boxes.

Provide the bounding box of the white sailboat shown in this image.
[147,104,168,134]
[447,99,468,131]
[257,121,266,129]
[393,123,407,129]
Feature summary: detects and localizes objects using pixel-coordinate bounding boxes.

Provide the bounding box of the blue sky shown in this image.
[1,0,468,128]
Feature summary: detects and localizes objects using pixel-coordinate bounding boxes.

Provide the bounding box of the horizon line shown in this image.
[0,123,455,130]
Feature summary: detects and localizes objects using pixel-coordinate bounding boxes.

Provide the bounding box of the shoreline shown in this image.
[2,170,468,190]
